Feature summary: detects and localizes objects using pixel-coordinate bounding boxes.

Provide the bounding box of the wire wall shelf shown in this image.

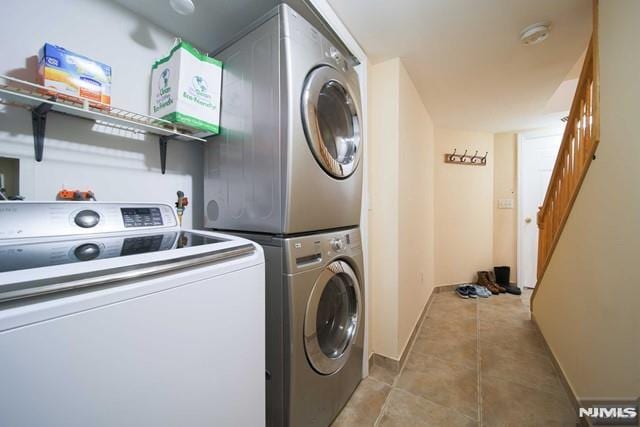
[0,74,207,174]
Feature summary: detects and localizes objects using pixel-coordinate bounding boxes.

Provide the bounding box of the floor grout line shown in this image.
[389,387,478,423]
[480,371,571,399]
[477,299,483,427]
[365,375,389,387]
[406,348,477,371]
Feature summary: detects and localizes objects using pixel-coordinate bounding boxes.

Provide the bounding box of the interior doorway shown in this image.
[0,157,20,200]
[517,128,563,289]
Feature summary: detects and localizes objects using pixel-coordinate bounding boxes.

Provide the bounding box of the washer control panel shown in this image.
[287,228,362,272]
[325,45,348,72]
[0,202,178,240]
[74,210,101,228]
[121,208,163,228]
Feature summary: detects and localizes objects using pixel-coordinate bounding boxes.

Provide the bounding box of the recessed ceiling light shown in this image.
[520,22,551,46]
[169,0,195,15]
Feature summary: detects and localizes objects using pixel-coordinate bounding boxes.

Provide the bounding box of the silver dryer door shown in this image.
[304,260,362,375]
[301,66,362,179]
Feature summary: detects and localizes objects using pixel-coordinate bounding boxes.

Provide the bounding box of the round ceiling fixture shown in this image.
[169,0,195,15]
[520,22,551,46]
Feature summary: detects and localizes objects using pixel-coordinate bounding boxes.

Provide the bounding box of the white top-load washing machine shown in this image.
[204,4,363,234]
[0,202,265,427]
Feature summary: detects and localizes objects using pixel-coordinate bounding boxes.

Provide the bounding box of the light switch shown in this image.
[498,198,514,209]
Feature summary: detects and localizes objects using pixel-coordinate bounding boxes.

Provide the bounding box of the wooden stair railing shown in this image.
[532,28,600,305]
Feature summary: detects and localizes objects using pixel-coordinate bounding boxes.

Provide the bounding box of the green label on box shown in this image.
[161,111,220,134]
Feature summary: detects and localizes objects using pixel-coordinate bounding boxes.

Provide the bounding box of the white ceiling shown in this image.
[112,0,353,61]
[327,0,592,132]
[113,0,279,51]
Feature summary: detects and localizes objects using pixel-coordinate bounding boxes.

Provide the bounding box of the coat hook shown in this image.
[449,148,457,161]
[461,149,468,162]
[470,150,479,163]
[481,152,488,164]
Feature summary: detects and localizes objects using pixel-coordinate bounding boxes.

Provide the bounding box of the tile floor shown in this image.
[332,289,578,427]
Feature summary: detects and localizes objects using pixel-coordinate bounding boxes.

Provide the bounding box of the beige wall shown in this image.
[434,128,494,285]
[493,133,518,282]
[368,59,401,358]
[398,62,435,357]
[368,58,435,360]
[533,0,640,399]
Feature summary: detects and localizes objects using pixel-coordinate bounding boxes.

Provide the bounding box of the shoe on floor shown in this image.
[472,284,491,298]
[493,266,522,295]
[466,285,478,299]
[477,271,500,295]
[487,270,506,293]
[505,286,522,295]
[456,285,470,299]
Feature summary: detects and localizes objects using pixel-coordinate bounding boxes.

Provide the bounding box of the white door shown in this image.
[518,130,563,289]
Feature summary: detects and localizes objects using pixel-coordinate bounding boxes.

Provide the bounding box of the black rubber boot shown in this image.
[494,266,521,295]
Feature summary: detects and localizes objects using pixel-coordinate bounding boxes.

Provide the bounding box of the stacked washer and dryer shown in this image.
[204,4,364,427]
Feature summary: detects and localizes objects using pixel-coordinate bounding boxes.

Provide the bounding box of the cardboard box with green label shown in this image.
[150,40,222,135]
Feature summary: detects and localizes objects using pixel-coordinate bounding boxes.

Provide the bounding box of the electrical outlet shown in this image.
[498,198,514,209]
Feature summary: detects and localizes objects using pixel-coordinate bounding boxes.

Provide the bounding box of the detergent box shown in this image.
[150,40,222,135]
[38,43,112,106]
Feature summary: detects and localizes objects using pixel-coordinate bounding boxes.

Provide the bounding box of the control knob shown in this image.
[329,46,343,63]
[74,243,101,261]
[331,238,346,251]
[74,210,100,228]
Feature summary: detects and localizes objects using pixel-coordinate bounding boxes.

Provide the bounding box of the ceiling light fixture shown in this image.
[169,0,195,15]
[520,22,551,46]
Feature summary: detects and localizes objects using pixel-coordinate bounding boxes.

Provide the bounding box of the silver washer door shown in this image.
[301,66,362,179]
[304,260,362,375]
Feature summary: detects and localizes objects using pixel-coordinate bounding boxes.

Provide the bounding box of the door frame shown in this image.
[516,127,564,289]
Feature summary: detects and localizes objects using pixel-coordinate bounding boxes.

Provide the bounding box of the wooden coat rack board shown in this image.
[444,149,488,166]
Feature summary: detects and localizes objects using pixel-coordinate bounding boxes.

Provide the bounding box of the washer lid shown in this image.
[0,231,227,274]
[301,66,362,179]
[0,230,257,304]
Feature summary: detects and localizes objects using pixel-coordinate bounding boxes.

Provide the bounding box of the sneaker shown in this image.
[466,285,478,299]
[455,285,469,299]
[472,284,490,298]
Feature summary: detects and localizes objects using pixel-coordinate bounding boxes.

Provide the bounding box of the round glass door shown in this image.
[304,260,362,375]
[301,66,362,179]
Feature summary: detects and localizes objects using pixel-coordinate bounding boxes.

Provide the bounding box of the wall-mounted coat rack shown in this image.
[444,149,488,166]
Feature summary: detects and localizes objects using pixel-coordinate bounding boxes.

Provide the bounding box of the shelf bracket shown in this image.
[31,103,53,162]
[159,135,170,175]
